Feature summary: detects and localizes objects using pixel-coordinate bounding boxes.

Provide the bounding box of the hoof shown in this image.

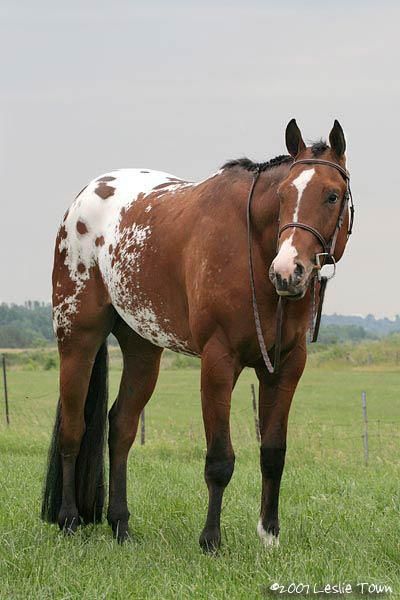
[58,513,79,535]
[110,520,130,544]
[257,518,279,547]
[107,509,130,544]
[199,528,221,554]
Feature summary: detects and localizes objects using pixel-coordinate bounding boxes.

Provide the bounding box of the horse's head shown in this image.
[269,119,352,299]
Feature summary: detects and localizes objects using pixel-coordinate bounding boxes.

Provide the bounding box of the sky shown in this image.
[0,0,399,317]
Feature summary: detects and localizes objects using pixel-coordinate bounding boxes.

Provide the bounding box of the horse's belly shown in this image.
[111,301,197,356]
[103,258,196,355]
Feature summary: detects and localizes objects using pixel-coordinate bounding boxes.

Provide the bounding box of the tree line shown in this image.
[0,302,399,349]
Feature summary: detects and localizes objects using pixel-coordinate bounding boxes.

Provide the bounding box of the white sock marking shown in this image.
[257,519,279,547]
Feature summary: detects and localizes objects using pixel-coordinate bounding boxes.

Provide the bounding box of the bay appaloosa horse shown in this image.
[42,119,353,551]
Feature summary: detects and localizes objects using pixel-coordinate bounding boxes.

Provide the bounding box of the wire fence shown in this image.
[1,355,399,464]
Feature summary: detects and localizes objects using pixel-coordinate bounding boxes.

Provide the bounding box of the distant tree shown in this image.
[317,324,372,345]
[0,302,54,348]
[0,301,120,348]
[1,301,398,349]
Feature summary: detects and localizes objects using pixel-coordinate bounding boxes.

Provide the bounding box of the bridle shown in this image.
[280,158,354,259]
[247,157,354,374]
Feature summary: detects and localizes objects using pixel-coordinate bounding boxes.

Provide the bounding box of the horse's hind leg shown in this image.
[43,258,115,533]
[57,339,103,532]
[107,320,163,543]
[55,285,115,530]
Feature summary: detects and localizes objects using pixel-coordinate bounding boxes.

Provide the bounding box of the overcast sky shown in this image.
[1,1,399,316]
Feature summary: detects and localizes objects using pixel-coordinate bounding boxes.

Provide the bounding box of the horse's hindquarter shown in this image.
[52,168,197,350]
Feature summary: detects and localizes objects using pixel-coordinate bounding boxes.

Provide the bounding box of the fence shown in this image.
[1,353,147,444]
[2,354,9,425]
[248,383,399,465]
[1,356,399,462]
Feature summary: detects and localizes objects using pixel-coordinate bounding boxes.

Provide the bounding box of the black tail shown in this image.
[41,342,109,524]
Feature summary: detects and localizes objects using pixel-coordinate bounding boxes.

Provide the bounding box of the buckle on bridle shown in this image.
[315,253,336,281]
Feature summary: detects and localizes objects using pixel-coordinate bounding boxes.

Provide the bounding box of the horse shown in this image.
[41,119,353,552]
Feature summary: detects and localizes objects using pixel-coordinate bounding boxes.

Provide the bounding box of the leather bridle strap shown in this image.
[279,222,329,254]
[311,276,327,343]
[291,158,349,180]
[247,168,282,374]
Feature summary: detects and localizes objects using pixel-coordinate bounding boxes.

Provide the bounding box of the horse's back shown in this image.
[59,167,190,273]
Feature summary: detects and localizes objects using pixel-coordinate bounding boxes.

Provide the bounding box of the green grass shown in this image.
[0,364,399,599]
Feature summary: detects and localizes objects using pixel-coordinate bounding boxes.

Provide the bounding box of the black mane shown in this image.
[222,154,293,173]
[222,140,330,173]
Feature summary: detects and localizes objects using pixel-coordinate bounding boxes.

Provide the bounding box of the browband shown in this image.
[290,158,349,180]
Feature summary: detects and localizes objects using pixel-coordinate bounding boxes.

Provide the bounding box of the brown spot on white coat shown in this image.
[95,182,115,199]
[76,221,88,234]
[97,176,116,183]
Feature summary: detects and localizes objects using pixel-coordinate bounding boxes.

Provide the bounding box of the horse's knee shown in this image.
[260,446,286,480]
[205,454,235,488]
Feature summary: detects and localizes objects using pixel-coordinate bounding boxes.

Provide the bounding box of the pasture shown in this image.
[0,357,399,599]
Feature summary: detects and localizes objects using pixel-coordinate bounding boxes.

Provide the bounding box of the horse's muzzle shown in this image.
[269,262,308,299]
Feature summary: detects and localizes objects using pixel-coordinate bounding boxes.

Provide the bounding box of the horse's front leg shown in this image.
[199,338,241,553]
[255,343,306,547]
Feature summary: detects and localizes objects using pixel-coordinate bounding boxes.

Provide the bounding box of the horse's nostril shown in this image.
[276,274,288,291]
[294,262,305,279]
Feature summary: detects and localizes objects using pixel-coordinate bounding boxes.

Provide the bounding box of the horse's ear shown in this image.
[329,120,346,157]
[285,118,306,157]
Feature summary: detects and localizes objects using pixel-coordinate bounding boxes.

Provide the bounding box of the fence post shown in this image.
[250,384,260,443]
[2,354,10,426]
[140,408,145,445]
[361,391,368,466]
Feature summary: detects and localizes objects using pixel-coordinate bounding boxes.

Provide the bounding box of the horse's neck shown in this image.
[249,168,287,261]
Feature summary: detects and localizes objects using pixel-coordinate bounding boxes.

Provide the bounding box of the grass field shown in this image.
[0,359,399,599]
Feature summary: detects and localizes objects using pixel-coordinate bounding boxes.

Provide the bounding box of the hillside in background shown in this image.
[0,302,400,348]
[322,313,400,337]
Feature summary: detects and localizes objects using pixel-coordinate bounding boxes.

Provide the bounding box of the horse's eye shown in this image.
[327,192,338,204]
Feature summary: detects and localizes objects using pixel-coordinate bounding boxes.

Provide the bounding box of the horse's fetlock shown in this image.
[107,507,130,526]
[199,526,221,553]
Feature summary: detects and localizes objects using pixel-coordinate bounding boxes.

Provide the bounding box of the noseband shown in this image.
[247,157,354,374]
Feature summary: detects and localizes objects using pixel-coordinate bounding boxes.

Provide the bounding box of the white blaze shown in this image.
[272,168,315,278]
[292,168,315,223]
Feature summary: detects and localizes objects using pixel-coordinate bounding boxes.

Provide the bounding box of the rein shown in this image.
[247,158,354,374]
[247,169,283,373]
